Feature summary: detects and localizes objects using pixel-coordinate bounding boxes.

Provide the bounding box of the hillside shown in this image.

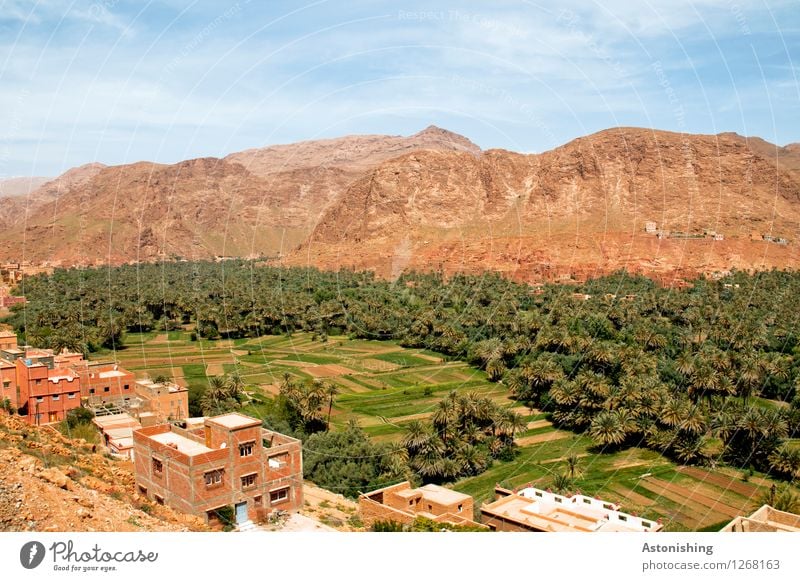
[0,177,50,198]
[0,412,205,532]
[2,126,800,280]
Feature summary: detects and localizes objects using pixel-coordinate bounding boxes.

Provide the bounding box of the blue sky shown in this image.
[0,0,798,177]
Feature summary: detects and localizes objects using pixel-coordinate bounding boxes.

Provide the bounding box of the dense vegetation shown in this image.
[7,261,800,485]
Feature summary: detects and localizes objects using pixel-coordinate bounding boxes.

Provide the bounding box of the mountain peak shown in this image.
[410,125,481,154]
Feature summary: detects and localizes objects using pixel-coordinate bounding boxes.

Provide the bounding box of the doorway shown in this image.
[235,501,248,524]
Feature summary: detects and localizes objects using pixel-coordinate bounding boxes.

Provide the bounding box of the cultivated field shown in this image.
[95,331,775,532]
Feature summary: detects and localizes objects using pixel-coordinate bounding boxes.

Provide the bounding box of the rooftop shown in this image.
[482,487,660,533]
[721,505,800,532]
[418,484,472,506]
[98,369,127,378]
[136,378,186,393]
[207,412,260,430]
[151,431,213,456]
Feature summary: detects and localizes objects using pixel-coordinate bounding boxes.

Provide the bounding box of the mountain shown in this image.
[0,177,50,197]
[1,126,799,281]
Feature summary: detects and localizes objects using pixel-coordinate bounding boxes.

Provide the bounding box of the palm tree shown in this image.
[565,453,581,480]
[589,410,627,448]
[225,371,245,400]
[323,381,339,432]
[768,446,800,480]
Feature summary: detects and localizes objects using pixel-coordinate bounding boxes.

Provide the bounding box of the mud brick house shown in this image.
[359,481,480,528]
[481,486,662,532]
[133,412,303,526]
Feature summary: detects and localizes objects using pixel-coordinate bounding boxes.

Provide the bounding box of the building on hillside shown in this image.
[9,356,81,425]
[133,412,303,526]
[0,330,18,351]
[720,505,800,532]
[132,378,188,422]
[480,486,662,533]
[93,412,142,459]
[359,481,481,528]
[72,361,136,403]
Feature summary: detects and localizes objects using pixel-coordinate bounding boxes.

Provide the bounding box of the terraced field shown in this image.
[95,330,775,531]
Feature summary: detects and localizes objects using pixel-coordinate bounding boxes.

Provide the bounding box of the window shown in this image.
[254,495,262,506]
[241,473,257,489]
[204,469,224,487]
[154,495,164,505]
[89,388,95,394]
[35,379,42,384]
[618,515,628,522]
[103,386,110,393]
[534,491,543,497]
[35,397,44,403]
[152,458,163,475]
[457,504,463,513]
[239,441,255,457]
[270,488,289,504]
[583,498,592,505]
[68,393,76,399]
[268,452,289,468]
[123,384,129,390]
[138,485,147,495]
[52,394,60,401]
[554,497,562,503]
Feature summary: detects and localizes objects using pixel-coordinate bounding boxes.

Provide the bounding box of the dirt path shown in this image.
[526,419,552,430]
[515,430,570,446]
[300,483,364,531]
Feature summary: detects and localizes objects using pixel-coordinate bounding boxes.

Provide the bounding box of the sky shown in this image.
[0,0,798,177]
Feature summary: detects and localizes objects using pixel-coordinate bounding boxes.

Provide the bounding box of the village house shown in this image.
[0,337,82,425]
[720,505,800,532]
[92,412,142,459]
[71,361,137,403]
[359,481,481,528]
[132,378,188,422]
[644,221,657,233]
[133,412,303,527]
[480,486,662,532]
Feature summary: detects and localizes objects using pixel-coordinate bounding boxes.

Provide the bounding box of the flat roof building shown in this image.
[359,481,481,528]
[720,505,800,532]
[133,412,303,527]
[481,486,662,533]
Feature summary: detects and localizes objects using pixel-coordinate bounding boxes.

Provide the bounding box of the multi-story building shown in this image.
[133,412,302,526]
[132,378,188,421]
[481,486,662,532]
[7,355,81,425]
[72,361,136,403]
[359,481,480,528]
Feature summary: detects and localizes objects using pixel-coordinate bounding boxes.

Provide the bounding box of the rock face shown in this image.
[1,126,799,281]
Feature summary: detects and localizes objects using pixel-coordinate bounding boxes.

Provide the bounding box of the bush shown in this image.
[65,407,94,429]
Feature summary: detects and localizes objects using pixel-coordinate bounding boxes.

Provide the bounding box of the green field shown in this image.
[93,331,774,531]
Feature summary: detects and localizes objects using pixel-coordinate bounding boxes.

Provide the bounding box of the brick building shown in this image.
[481,486,662,532]
[0,351,82,425]
[72,361,137,403]
[359,481,480,528]
[132,378,188,421]
[133,412,302,526]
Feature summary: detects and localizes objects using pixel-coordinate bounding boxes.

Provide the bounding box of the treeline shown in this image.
[7,261,800,481]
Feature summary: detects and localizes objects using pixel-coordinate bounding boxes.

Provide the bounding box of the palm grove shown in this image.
[6,261,800,496]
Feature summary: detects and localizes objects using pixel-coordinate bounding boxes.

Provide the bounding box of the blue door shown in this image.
[235,502,248,524]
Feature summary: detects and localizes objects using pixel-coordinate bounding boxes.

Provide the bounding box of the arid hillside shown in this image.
[0,412,205,532]
[2,126,799,281]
